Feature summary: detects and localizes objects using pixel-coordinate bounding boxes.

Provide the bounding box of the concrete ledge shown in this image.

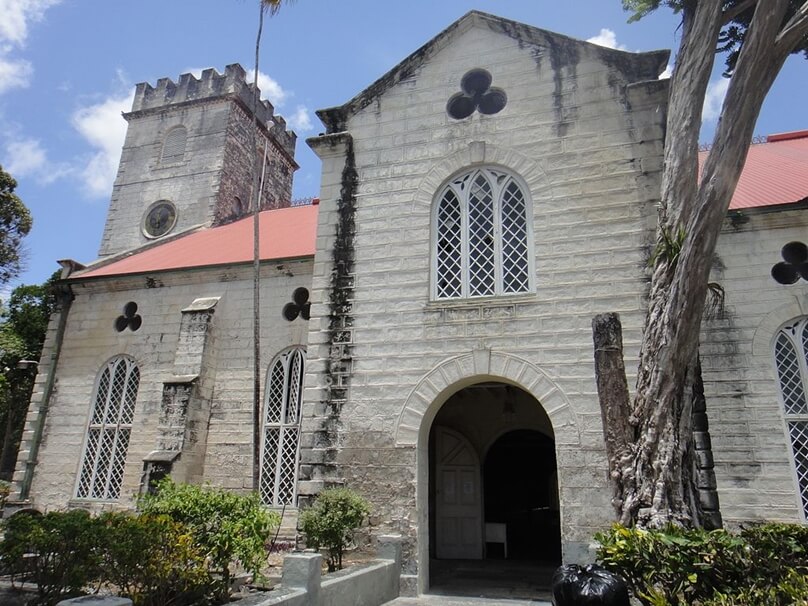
[245,535,403,606]
[57,597,132,606]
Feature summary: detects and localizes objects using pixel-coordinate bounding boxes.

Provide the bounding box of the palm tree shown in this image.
[250,0,295,492]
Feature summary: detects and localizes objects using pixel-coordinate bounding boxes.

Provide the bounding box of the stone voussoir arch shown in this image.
[395,349,580,446]
[752,299,808,359]
[411,140,554,212]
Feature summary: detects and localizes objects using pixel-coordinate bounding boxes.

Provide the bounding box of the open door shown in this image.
[434,426,482,559]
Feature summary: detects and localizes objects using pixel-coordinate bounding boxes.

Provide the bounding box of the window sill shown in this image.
[425,292,537,311]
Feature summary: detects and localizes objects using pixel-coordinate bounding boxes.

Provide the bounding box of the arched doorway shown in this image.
[428,382,561,597]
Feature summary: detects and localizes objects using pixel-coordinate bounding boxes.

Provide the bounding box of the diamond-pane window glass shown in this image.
[260,348,305,506]
[76,356,139,501]
[774,317,808,518]
[433,168,533,299]
[161,126,187,163]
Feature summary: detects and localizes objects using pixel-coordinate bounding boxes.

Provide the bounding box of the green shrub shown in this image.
[299,487,370,572]
[0,479,11,510]
[596,524,747,606]
[703,569,808,606]
[138,479,279,601]
[0,509,102,606]
[741,522,808,575]
[98,512,213,606]
[596,523,808,606]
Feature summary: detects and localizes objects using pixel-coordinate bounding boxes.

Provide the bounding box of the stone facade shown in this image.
[100,64,296,257]
[9,10,808,599]
[702,207,808,524]
[302,12,669,592]
[13,262,312,509]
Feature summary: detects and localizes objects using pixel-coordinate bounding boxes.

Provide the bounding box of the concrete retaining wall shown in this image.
[241,535,402,606]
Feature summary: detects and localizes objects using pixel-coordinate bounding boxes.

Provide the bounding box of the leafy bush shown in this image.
[741,522,808,574]
[138,479,279,600]
[299,487,370,572]
[0,509,102,605]
[596,523,808,606]
[98,512,212,606]
[703,569,808,606]
[0,479,11,510]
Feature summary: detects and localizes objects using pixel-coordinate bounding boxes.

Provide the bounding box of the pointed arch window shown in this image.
[260,348,305,506]
[433,168,533,299]
[161,126,187,163]
[774,317,808,519]
[76,356,140,501]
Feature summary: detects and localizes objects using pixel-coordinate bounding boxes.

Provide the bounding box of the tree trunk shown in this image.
[592,313,632,517]
[605,0,808,527]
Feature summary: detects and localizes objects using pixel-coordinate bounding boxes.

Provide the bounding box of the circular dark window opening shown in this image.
[283,302,300,321]
[461,69,493,96]
[782,241,808,265]
[478,88,508,115]
[772,262,800,285]
[447,93,476,120]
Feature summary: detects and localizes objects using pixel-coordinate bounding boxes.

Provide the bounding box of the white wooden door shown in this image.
[434,426,482,559]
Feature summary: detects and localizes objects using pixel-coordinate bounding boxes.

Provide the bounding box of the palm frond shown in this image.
[261,0,294,16]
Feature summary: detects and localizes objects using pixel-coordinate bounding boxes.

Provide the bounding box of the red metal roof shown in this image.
[700,130,808,210]
[78,204,318,279]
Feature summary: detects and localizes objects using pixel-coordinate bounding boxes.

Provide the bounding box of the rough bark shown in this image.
[605,0,808,528]
[592,313,633,517]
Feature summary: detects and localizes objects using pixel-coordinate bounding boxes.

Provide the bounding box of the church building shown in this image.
[8,11,808,596]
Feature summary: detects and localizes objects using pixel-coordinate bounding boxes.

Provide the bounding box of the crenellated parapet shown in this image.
[130,63,296,157]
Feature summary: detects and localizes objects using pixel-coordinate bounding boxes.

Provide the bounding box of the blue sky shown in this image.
[0,0,806,294]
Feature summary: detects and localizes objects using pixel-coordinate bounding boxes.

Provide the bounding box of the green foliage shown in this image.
[649,225,686,269]
[623,0,680,24]
[138,479,279,599]
[0,509,102,605]
[98,512,213,606]
[596,523,808,606]
[703,569,808,606]
[2,273,58,360]
[622,1,808,74]
[741,521,808,573]
[0,479,10,509]
[0,165,32,287]
[0,271,59,480]
[299,487,371,572]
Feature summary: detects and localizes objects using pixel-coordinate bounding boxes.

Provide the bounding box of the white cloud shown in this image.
[659,64,673,80]
[4,137,45,175]
[245,69,287,107]
[71,90,134,197]
[0,0,61,47]
[185,66,289,107]
[587,28,627,51]
[0,54,32,93]
[702,77,730,123]
[286,105,313,133]
[2,136,70,184]
[0,0,61,96]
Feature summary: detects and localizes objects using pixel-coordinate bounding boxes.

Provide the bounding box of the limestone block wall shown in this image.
[14,260,312,511]
[702,207,808,524]
[217,101,296,225]
[303,15,668,587]
[100,64,296,257]
[100,99,233,256]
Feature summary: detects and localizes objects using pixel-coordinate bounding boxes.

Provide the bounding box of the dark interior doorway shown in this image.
[483,429,560,563]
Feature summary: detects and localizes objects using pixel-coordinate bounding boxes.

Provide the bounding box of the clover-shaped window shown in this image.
[447,69,507,120]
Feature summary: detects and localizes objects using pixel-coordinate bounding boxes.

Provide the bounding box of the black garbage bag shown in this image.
[551,564,630,606]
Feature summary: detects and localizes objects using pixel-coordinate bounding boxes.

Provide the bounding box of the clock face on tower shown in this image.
[142,200,178,238]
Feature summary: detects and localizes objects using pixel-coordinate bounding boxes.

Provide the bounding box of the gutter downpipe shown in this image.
[18,280,74,502]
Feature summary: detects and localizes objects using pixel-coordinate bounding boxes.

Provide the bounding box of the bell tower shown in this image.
[98,64,297,257]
